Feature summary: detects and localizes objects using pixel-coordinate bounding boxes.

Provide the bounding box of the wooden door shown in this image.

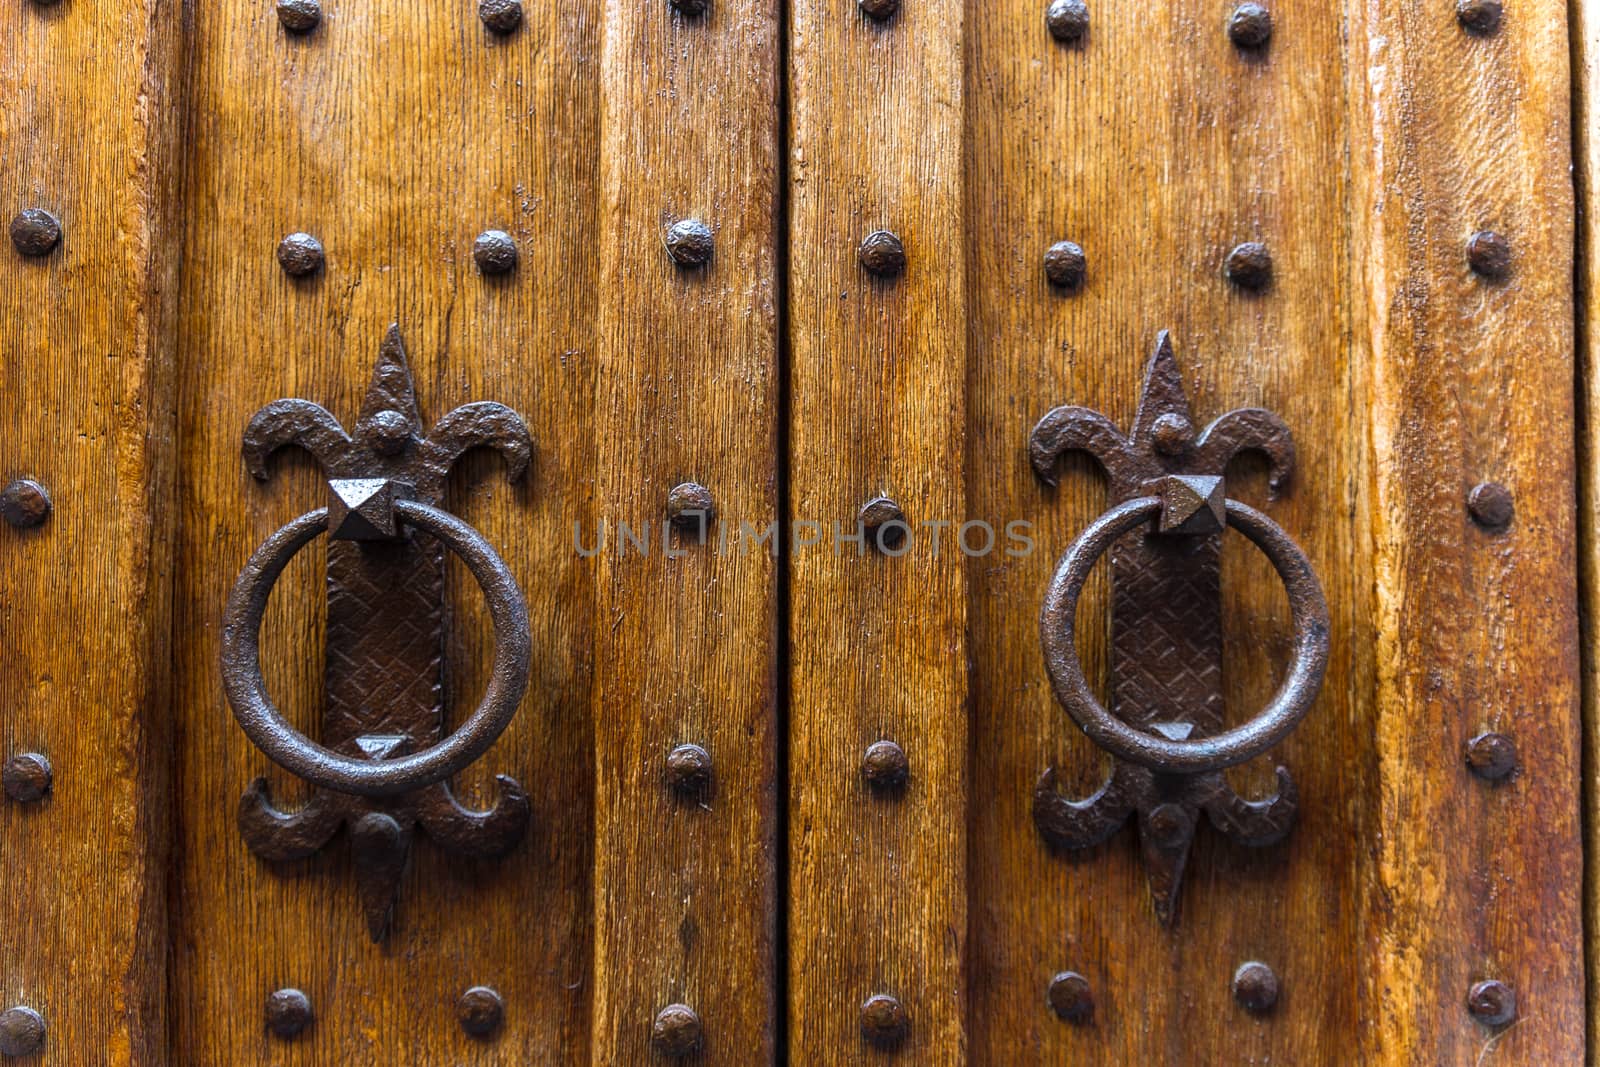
[0,0,1590,1064]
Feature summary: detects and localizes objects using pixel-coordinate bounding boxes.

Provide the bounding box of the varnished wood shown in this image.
[787,0,970,1061]
[963,0,1582,1062]
[172,1,601,1060]
[0,0,1587,1062]
[0,0,183,1060]
[1352,2,1584,1061]
[1572,0,1600,1060]
[966,0,1364,1060]
[588,0,783,1061]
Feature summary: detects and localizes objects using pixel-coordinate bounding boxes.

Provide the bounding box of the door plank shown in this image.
[1581,0,1600,1058]
[1350,1,1585,1062]
[787,0,970,1061]
[0,0,183,1061]
[588,0,783,1062]
[964,0,1585,1061]
[172,1,601,1060]
[965,0,1363,1061]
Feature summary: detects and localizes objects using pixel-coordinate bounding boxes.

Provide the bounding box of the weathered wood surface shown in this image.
[0,0,1588,1062]
[588,0,782,1062]
[1351,2,1583,1062]
[1572,0,1600,1062]
[787,0,970,1061]
[966,0,1363,1061]
[171,0,602,1061]
[962,0,1582,1062]
[0,0,182,1061]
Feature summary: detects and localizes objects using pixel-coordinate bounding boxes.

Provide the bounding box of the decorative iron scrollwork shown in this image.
[1030,331,1329,924]
[221,324,533,941]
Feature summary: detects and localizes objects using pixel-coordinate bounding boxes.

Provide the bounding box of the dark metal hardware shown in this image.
[276,232,324,277]
[1468,480,1514,529]
[479,0,523,34]
[0,478,50,529]
[457,986,505,1038]
[275,0,320,33]
[1030,331,1329,924]
[666,219,714,268]
[0,1006,45,1058]
[861,739,909,792]
[858,230,906,278]
[1046,0,1088,42]
[8,209,59,258]
[265,988,313,1039]
[1232,961,1280,1013]
[651,1003,704,1057]
[2,752,51,803]
[1467,980,1516,1027]
[1046,972,1093,1022]
[859,994,909,1051]
[221,324,533,941]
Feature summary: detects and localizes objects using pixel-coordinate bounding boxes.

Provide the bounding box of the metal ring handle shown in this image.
[221,499,531,797]
[1040,495,1329,775]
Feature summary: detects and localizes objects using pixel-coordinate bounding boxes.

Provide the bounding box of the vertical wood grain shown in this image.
[0,0,183,1061]
[964,0,1363,1061]
[1578,2,1600,1061]
[787,0,969,1061]
[588,0,782,1062]
[1352,0,1585,1061]
[172,1,601,1060]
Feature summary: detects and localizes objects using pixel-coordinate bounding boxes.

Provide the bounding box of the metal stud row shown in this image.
[265,985,506,1041]
[1,472,53,1059]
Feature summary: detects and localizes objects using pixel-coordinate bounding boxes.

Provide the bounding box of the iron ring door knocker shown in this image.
[1031,330,1329,924]
[222,496,530,797]
[220,324,536,941]
[1040,495,1328,776]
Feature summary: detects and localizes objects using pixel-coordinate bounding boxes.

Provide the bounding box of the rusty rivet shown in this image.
[1145,803,1191,849]
[1046,0,1088,42]
[457,986,504,1039]
[666,481,715,533]
[1151,413,1194,456]
[276,233,324,277]
[665,219,714,268]
[9,209,60,258]
[276,0,321,32]
[1467,481,1514,530]
[859,496,908,552]
[665,744,713,798]
[1465,732,1517,781]
[1456,0,1501,36]
[1047,972,1093,1022]
[265,988,313,1039]
[363,409,412,457]
[1467,230,1512,280]
[1228,3,1272,48]
[858,230,906,278]
[479,0,523,32]
[0,1006,45,1058]
[861,740,909,792]
[670,0,708,13]
[1225,241,1272,290]
[1232,961,1280,1014]
[1044,240,1086,291]
[2,753,52,804]
[1,479,51,529]
[651,1003,702,1057]
[860,993,909,1050]
[474,229,518,275]
[1467,980,1516,1027]
[859,0,898,20]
